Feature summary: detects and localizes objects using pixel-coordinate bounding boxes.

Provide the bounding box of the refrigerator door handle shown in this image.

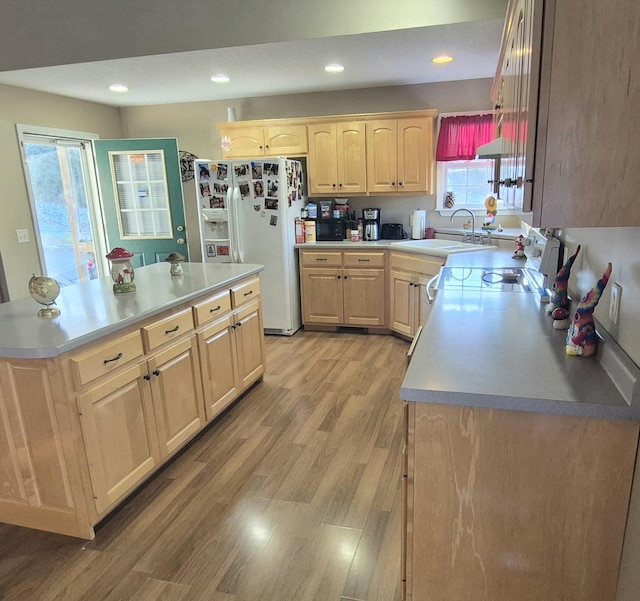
[229,186,243,263]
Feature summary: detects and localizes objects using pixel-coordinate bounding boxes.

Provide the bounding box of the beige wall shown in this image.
[0,84,123,299]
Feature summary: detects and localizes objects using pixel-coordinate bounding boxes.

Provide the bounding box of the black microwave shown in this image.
[315,218,346,241]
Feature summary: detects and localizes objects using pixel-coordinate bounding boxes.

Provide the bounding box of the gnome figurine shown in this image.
[546,245,580,329]
[565,263,612,357]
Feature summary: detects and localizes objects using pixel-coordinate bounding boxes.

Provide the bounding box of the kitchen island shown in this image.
[0,262,266,538]
[401,249,640,601]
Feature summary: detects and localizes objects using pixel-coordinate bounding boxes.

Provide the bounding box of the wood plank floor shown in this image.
[0,330,409,601]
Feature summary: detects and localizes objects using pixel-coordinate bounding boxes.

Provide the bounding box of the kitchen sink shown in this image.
[389,239,496,257]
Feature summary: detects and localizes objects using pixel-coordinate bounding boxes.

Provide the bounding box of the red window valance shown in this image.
[436,114,495,161]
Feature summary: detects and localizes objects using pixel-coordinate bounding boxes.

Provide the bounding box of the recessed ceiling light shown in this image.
[109,84,128,92]
[211,74,230,83]
[432,55,454,64]
[325,64,344,73]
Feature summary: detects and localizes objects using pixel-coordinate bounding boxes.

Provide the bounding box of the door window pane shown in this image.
[110,151,172,238]
[24,142,100,285]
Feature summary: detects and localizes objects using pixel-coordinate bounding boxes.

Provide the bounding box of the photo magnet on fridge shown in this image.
[270,215,278,226]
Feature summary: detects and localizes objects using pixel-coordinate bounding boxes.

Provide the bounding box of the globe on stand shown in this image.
[28,274,61,317]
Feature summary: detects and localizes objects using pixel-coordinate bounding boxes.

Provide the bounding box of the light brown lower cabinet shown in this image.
[403,401,640,601]
[300,249,386,327]
[389,251,442,338]
[0,274,265,539]
[198,298,265,420]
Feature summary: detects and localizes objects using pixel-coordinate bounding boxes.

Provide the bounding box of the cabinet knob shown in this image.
[392,182,396,186]
[337,275,341,279]
[259,145,263,149]
[399,182,403,186]
[165,325,180,334]
[144,374,151,381]
[153,369,161,377]
[344,275,348,280]
[332,183,337,188]
[339,183,343,187]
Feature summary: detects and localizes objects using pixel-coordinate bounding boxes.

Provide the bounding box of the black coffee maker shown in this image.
[362,208,381,241]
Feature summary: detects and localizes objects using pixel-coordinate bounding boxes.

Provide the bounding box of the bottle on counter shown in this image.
[304,220,316,242]
[295,218,305,244]
[357,219,364,241]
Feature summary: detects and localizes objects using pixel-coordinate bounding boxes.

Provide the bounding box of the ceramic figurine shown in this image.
[482,195,498,230]
[546,245,580,329]
[513,235,526,259]
[444,191,456,208]
[565,262,612,357]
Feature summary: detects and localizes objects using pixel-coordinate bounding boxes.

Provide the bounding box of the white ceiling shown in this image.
[0,20,504,108]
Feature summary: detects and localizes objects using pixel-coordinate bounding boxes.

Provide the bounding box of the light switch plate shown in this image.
[16,229,29,243]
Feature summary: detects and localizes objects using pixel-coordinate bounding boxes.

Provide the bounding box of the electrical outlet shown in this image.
[16,229,29,243]
[609,282,622,324]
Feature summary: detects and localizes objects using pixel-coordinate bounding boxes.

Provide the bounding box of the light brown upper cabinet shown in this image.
[218,123,307,159]
[495,0,640,226]
[366,117,434,194]
[307,122,367,196]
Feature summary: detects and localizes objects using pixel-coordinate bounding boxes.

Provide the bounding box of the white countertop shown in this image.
[0,262,263,359]
[401,250,640,421]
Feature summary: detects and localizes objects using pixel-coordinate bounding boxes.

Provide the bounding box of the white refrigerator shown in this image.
[194,157,305,335]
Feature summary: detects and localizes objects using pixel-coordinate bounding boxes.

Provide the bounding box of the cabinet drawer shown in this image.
[193,289,232,326]
[70,330,144,388]
[301,251,342,267]
[142,308,194,351]
[231,277,261,308]
[343,251,385,268]
[390,251,443,276]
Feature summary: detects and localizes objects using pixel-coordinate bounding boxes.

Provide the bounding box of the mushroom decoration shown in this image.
[106,247,136,293]
[165,252,186,276]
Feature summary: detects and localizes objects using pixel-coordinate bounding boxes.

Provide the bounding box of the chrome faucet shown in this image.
[449,208,476,243]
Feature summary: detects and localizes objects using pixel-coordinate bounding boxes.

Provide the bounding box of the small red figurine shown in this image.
[513,235,525,259]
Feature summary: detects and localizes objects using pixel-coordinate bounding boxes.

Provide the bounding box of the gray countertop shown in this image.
[0,262,263,359]
[401,250,640,421]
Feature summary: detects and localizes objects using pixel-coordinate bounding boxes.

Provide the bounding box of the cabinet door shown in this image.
[300,267,343,324]
[148,336,205,458]
[397,118,432,193]
[534,0,638,226]
[234,300,266,390]
[336,121,367,194]
[77,363,160,515]
[265,125,307,156]
[366,120,398,193]
[198,315,239,421]
[389,270,415,337]
[343,268,386,326]
[307,123,339,194]
[221,126,265,158]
